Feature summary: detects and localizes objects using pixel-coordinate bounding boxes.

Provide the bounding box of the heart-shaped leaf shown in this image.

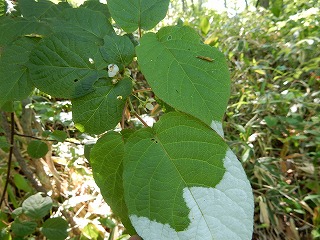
[29,32,107,98]
[107,0,170,33]
[72,78,132,134]
[123,112,254,239]
[136,26,230,128]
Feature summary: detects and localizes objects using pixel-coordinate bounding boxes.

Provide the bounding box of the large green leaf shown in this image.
[90,131,135,234]
[41,217,68,240]
[136,26,230,128]
[107,0,170,33]
[0,37,37,107]
[0,17,51,46]
[123,112,254,239]
[18,0,71,19]
[72,78,132,134]
[22,193,52,219]
[100,34,135,68]
[29,32,107,99]
[48,7,114,45]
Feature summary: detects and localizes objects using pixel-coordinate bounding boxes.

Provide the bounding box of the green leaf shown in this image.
[18,0,71,19]
[29,32,107,99]
[49,130,67,142]
[48,7,114,45]
[90,131,135,234]
[123,112,254,239]
[200,16,210,35]
[0,136,10,152]
[13,174,32,192]
[136,26,230,127]
[0,17,51,46]
[124,112,226,230]
[11,219,37,237]
[80,0,111,18]
[100,34,135,68]
[271,0,283,17]
[22,193,52,219]
[0,37,37,106]
[72,78,132,134]
[107,0,170,33]
[84,140,95,161]
[0,1,5,16]
[27,140,48,158]
[41,217,68,240]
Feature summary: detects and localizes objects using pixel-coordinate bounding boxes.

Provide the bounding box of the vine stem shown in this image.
[0,112,14,207]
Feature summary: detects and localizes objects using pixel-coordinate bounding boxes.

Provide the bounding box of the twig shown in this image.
[133,112,149,127]
[14,132,83,145]
[1,112,47,193]
[121,101,128,130]
[0,112,14,208]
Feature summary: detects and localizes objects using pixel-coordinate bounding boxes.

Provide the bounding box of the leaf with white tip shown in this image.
[123,112,254,240]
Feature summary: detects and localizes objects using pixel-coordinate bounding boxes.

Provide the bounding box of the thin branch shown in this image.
[14,132,83,145]
[121,101,128,130]
[1,112,47,193]
[133,112,149,127]
[0,112,14,207]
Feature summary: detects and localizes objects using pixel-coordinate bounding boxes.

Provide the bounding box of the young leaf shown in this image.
[41,217,68,240]
[27,140,48,158]
[72,78,132,134]
[0,37,37,107]
[18,0,71,19]
[22,193,52,219]
[107,0,170,33]
[49,130,67,142]
[11,219,37,237]
[29,32,107,98]
[90,131,136,234]
[123,112,254,239]
[100,34,135,68]
[136,26,230,128]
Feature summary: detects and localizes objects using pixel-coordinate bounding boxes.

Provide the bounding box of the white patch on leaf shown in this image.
[210,120,224,138]
[130,149,254,240]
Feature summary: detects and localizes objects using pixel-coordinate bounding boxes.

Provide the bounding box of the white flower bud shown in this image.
[108,64,119,77]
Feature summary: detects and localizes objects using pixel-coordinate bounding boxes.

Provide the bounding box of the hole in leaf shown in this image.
[73,79,79,83]
[167,35,172,40]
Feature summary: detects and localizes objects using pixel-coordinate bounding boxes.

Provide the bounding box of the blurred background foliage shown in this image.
[0,0,319,239]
